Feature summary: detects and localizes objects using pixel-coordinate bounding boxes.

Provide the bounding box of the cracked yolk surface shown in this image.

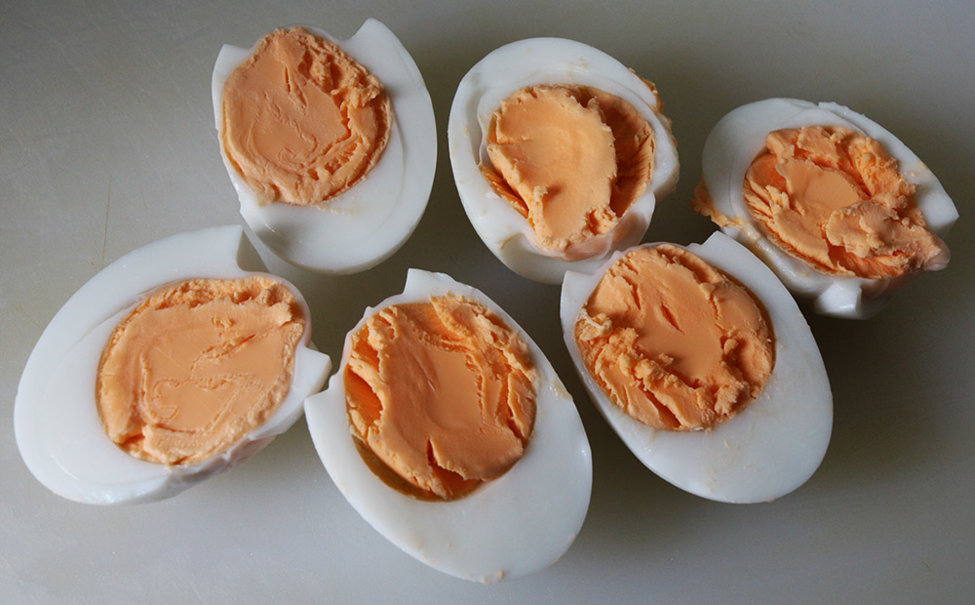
[741,126,948,278]
[221,27,392,206]
[575,245,774,431]
[344,295,536,500]
[481,84,654,256]
[96,277,306,465]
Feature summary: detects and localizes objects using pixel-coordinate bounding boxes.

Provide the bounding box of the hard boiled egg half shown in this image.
[306,269,592,582]
[15,226,331,504]
[561,232,832,503]
[696,98,958,318]
[212,19,436,274]
[448,37,679,284]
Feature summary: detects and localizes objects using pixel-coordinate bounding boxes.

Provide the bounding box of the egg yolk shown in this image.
[730,126,947,278]
[96,277,306,465]
[221,27,392,206]
[575,245,774,430]
[344,295,536,500]
[480,84,655,257]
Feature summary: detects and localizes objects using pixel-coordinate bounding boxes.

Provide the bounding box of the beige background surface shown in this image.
[3,1,973,602]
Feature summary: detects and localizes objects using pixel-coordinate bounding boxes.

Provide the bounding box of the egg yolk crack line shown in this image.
[742,126,948,278]
[480,84,655,256]
[221,27,392,206]
[96,277,306,465]
[345,295,536,500]
[575,245,774,431]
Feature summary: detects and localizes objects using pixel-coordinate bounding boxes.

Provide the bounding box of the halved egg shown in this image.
[305,269,592,582]
[561,232,832,503]
[211,19,436,274]
[14,226,331,504]
[448,37,679,284]
[694,98,958,318]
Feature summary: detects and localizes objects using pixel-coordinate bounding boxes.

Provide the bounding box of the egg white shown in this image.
[211,19,436,274]
[305,269,592,583]
[699,98,958,318]
[14,226,331,504]
[447,37,679,284]
[560,232,832,503]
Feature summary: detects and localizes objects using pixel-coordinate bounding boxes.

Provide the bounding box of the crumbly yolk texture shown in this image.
[481,84,655,255]
[221,27,391,206]
[344,295,536,500]
[740,126,947,278]
[575,245,774,431]
[96,277,306,465]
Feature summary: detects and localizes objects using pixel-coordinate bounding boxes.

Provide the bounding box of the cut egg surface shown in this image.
[14,226,331,504]
[211,19,436,274]
[305,269,592,583]
[698,98,958,318]
[560,232,832,503]
[448,37,679,284]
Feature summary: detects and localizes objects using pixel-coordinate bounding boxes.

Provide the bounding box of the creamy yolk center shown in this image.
[96,277,305,465]
[481,84,655,255]
[221,27,392,206]
[742,126,948,278]
[575,245,774,430]
[344,295,536,500]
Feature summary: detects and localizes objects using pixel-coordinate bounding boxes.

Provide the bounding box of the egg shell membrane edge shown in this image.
[304,268,592,582]
[447,37,679,284]
[699,98,958,318]
[14,225,330,504]
[559,232,832,503]
[211,19,436,274]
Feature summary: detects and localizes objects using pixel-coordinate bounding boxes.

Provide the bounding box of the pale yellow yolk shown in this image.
[96,277,306,465]
[741,126,948,278]
[344,295,536,500]
[575,245,774,431]
[221,27,391,206]
[481,84,655,255]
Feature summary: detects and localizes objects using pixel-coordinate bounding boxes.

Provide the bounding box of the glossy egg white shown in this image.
[14,226,331,504]
[211,19,436,274]
[305,269,592,583]
[560,232,832,503]
[699,98,958,318]
[447,37,679,284]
